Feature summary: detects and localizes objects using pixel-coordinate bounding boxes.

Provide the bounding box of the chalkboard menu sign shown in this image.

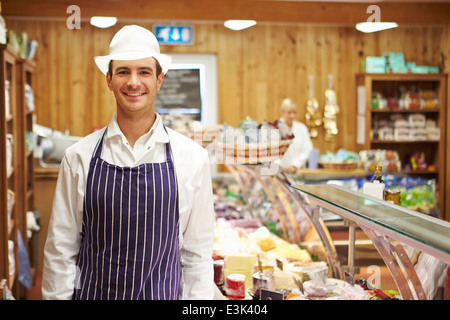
[155,68,202,116]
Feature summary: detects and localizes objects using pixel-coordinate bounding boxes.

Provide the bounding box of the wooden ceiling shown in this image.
[3,0,450,25]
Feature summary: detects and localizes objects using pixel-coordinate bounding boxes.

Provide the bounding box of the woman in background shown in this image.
[277,98,313,173]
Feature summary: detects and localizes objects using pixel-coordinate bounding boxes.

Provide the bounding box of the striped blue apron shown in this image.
[73,127,181,300]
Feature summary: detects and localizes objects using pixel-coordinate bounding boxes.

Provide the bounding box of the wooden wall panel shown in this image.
[4,1,450,25]
[4,19,448,158]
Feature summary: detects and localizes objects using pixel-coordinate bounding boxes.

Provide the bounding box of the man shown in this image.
[42,25,215,300]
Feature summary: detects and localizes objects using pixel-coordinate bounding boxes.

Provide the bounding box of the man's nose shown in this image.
[127,72,141,86]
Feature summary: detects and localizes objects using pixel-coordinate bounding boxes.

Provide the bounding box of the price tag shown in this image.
[344,272,354,285]
[260,289,284,300]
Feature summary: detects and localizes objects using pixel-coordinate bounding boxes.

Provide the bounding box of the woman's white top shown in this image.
[279,119,313,169]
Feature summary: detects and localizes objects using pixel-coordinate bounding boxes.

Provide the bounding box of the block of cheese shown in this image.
[225,255,256,289]
[285,261,329,283]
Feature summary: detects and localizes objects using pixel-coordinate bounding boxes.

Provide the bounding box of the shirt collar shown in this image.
[106,113,170,146]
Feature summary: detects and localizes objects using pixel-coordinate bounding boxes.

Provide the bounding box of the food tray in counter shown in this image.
[218,139,292,164]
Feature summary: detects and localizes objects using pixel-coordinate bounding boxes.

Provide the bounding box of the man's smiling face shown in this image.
[107,57,163,118]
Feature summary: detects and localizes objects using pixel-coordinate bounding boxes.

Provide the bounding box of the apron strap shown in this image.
[93,128,108,159]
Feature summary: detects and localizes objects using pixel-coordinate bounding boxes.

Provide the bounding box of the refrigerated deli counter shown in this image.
[213,163,450,300]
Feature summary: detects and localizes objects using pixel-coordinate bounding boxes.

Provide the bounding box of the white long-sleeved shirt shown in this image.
[42,113,215,300]
[279,119,313,169]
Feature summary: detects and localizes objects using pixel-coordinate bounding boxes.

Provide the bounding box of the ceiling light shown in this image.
[356,22,398,33]
[224,20,257,31]
[90,16,118,28]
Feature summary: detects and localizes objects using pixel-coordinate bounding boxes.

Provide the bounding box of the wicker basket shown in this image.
[218,139,292,164]
[319,160,360,170]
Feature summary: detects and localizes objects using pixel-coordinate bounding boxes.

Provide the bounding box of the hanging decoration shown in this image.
[305,75,322,138]
[323,74,339,141]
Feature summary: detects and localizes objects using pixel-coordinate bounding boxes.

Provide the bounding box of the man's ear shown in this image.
[156,72,164,91]
[106,72,113,91]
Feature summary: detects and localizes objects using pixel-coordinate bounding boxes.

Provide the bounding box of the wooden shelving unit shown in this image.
[0,44,20,295]
[1,45,37,299]
[16,58,37,298]
[356,73,447,218]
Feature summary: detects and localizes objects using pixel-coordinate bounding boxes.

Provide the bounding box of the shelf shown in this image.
[356,73,447,220]
[357,73,446,81]
[371,108,440,113]
[1,45,37,298]
[371,139,439,144]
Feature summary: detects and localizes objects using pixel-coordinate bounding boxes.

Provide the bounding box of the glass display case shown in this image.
[221,163,449,300]
[224,163,342,276]
[293,183,450,300]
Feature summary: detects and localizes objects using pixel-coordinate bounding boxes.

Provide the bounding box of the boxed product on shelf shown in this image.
[409,128,427,141]
[408,113,426,127]
[377,127,394,140]
[386,52,408,73]
[394,127,410,141]
[373,113,438,142]
[425,119,437,128]
[359,149,401,172]
[393,117,409,128]
[413,65,439,74]
[426,127,440,140]
[365,56,386,73]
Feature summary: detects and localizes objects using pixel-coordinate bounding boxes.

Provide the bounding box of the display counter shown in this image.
[293,183,450,300]
[216,163,449,300]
